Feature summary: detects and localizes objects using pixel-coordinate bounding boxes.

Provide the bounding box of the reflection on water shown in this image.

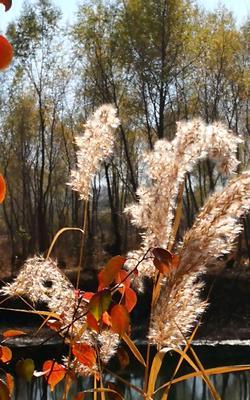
[10,370,250,399]
[6,344,250,399]
[171,373,250,400]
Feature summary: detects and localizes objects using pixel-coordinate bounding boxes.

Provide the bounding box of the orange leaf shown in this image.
[124,287,137,312]
[81,292,94,302]
[0,36,13,70]
[3,329,27,338]
[152,247,173,275]
[0,175,6,203]
[0,380,10,400]
[116,270,131,295]
[5,373,13,395]
[88,289,112,321]
[72,343,96,368]
[0,346,12,363]
[102,311,112,326]
[75,290,94,302]
[43,360,66,392]
[117,348,130,369]
[0,0,12,11]
[98,256,126,288]
[110,305,130,336]
[87,312,99,332]
[116,270,130,287]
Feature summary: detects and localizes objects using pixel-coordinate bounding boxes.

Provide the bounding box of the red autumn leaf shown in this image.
[87,312,99,332]
[124,287,137,312]
[116,270,131,295]
[117,348,130,369]
[0,346,12,363]
[82,292,94,302]
[110,304,130,336]
[0,0,12,11]
[0,380,10,400]
[72,343,96,368]
[88,289,112,321]
[0,175,6,203]
[43,360,66,392]
[101,311,112,326]
[75,290,94,302]
[3,329,27,338]
[5,373,13,395]
[98,256,126,288]
[152,247,173,275]
[0,36,13,70]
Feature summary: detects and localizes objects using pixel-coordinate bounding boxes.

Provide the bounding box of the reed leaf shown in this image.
[80,388,124,400]
[46,227,85,259]
[155,365,250,395]
[162,325,199,399]
[122,333,146,367]
[147,349,170,397]
[0,307,61,320]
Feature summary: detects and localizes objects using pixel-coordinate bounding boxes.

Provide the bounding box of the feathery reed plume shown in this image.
[63,330,120,377]
[148,172,250,349]
[1,105,121,375]
[178,171,250,275]
[98,330,120,364]
[1,256,75,310]
[2,110,248,381]
[125,119,241,280]
[1,256,119,373]
[148,275,207,349]
[69,104,120,200]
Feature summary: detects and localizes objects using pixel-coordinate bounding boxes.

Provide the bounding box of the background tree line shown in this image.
[0,0,249,273]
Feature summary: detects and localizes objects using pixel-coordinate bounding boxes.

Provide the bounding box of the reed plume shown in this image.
[148,275,206,349]
[178,171,250,275]
[1,255,119,374]
[125,119,241,280]
[2,112,249,371]
[1,104,121,375]
[1,256,75,311]
[149,171,250,349]
[69,104,120,200]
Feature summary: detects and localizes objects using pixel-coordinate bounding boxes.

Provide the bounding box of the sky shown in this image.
[197,0,249,22]
[0,0,249,33]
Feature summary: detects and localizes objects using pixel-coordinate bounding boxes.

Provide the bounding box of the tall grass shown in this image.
[1,106,250,399]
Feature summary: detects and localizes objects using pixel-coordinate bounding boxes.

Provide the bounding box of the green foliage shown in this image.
[7,0,61,60]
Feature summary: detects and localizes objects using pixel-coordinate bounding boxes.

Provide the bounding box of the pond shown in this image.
[3,341,250,399]
[0,274,249,399]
